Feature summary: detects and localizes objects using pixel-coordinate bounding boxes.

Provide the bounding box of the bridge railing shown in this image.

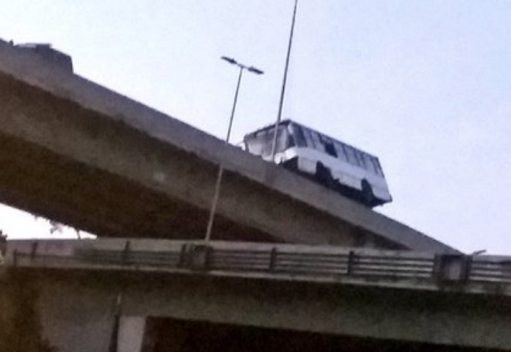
[2,239,511,292]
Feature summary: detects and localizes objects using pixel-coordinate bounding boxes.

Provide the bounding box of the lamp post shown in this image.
[204,56,264,242]
[271,0,299,160]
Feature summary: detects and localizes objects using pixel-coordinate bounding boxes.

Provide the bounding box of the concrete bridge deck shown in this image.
[0,39,455,252]
[1,239,510,351]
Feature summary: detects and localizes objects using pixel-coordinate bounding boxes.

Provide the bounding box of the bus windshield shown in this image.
[244,126,291,158]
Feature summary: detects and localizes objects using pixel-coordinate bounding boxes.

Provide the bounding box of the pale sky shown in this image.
[1,1,510,254]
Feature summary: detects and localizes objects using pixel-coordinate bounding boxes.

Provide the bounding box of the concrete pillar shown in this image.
[118,316,147,352]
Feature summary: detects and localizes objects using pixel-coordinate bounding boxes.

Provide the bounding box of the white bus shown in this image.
[243,120,392,207]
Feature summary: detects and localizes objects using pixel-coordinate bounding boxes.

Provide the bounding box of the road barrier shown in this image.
[3,239,511,293]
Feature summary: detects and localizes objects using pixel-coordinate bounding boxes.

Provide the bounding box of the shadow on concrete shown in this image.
[148,317,502,352]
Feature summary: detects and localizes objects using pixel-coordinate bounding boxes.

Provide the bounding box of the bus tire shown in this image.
[282,157,298,172]
[361,180,375,207]
[316,162,335,189]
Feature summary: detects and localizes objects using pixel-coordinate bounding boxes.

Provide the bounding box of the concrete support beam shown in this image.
[37,277,117,352]
[118,316,147,352]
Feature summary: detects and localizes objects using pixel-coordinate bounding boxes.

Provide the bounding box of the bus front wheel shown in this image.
[361,180,375,207]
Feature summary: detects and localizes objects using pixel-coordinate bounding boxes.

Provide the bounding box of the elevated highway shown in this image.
[0,39,454,252]
[2,239,510,351]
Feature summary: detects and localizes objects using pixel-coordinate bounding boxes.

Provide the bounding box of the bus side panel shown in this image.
[288,147,392,203]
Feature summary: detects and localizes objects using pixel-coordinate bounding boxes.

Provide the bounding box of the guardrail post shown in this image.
[433,254,472,283]
[0,232,7,258]
[347,251,355,276]
[269,248,277,271]
[122,241,131,266]
[177,244,188,268]
[187,244,211,271]
[30,242,39,260]
[13,249,18,267]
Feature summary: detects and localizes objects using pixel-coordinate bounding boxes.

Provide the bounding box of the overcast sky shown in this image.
[1,0,510,254]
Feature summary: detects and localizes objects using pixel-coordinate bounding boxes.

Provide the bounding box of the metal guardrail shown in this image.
[3,239,511,290]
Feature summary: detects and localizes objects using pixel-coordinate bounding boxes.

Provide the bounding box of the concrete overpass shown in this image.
[1,239,510,352]
[0,39,455,252]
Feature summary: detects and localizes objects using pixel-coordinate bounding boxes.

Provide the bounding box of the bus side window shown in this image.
[375,158,384,176]
[362,153,374,173]
[292,125,307,147]
[302,128,314,148]
[324,142,337,157]
[344,145,357,165]
[366,155,377,174]
[304,128,320,151]
[334,142,348,162]
[310,131,324,152]
[356,151,368,169]
[352,151,363,168]
[371,157,383,176]
[320,135,337,157]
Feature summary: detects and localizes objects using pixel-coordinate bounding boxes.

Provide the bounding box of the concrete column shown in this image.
[118,316,147,352]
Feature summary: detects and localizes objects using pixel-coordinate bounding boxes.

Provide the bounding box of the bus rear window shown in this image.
[244,126,292,157]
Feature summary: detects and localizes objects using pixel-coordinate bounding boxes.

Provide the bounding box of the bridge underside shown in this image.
[0,130,273,242]
[0,72,347,244]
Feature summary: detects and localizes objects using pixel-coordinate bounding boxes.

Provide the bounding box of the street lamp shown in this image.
[218,56,264,142]
[204,56,264,242]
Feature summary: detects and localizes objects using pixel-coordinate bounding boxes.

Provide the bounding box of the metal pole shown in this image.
[204,66,244,242]
[270,0,299,160]
[225,67,244,144]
